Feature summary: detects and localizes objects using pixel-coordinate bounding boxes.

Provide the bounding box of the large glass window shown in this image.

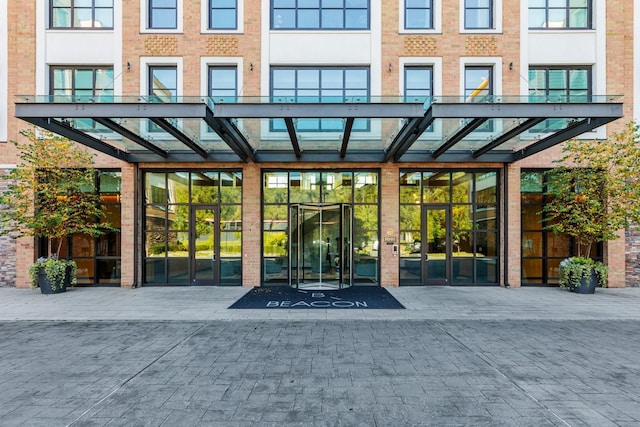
[51,66,114,102]
[209,66,237,102]
[209,0,237,30]
[262,170,379,284]
[144,171,242,285]
[272,0,369,30]
[528,0,591,29]
[271,67,369,132]
[404,66,433,101]
[464,66,493,131]
[528,66,591,103]
[51,0,114,29]
[39,171,122,285]
[465,0,492,29]
[149,0,177,29]
[399,170,499,285]
[404,0,433,30]
[521,170,602,285]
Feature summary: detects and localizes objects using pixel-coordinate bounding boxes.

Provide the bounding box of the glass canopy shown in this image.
[15,95,622,163]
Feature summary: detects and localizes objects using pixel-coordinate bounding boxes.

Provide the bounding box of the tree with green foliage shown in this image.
[544,121,640,259]
[0,129,113,259]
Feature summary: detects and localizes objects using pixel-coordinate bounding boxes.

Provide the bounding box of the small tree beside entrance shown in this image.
[544,121,640,291]
[0,129,114,293]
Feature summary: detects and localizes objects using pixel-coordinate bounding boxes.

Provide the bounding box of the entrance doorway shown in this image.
[421,205,451,285]
[190,205,219,285]
[289,204,352,289]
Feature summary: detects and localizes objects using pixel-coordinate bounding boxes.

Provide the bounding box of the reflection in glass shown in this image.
[423,172,449,203]
[167,172,189,204]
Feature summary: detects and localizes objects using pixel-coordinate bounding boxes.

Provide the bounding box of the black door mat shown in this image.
[229,286,405,309]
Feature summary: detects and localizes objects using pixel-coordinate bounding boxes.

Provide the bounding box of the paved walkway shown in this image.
[1,286,639,426]
[1,285,640,321]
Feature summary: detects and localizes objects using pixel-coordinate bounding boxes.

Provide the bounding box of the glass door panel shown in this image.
[191,206,218,285]
[289,204,352,289]
[423,206,450,284]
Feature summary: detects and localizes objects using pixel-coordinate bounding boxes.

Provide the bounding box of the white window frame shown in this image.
[200,57,243,140]
[140,57,183,138]
[400,57,443,138]
[201,0,244,34]
[399,0,441,34]
[140,0,183,33]
[459,0,502,34]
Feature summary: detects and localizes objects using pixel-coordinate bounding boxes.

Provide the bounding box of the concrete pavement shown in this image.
[0,286,639,426]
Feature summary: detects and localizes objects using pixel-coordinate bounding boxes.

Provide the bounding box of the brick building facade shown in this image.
[1,0,638,289]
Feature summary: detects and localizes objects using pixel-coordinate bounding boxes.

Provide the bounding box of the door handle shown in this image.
[212,253,216,261]
[425,253,428,261]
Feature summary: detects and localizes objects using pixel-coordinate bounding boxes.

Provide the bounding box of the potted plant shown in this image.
[544,121,640,293]
[0,129,114,294]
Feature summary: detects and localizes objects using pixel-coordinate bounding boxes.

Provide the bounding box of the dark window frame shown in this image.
[50,0,114,29]
[528,0,592,30]
[270,66,370,132]
[528,66,592,103]
[209,0,238,30]
[208,65,238,102]
[271,0,370,30]
[148,65,178,102]
[404,0,434,30]
[148,0,178,29]
[464,0,493,30]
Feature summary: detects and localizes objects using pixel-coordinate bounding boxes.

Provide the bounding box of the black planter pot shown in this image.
[570,268,597,294]
[37,265,71,294]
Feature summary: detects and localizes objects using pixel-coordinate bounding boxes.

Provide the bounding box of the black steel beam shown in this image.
[384,118,421,162]
[387,110,436,162]
[512,117,616,161]
[149,118,208,158]
[432,118,487,158]
[16,102,210,119]
[212,102,426,118]
[285,118,302,159]
[340,118,354,158]
[93,118,168,158]
[202,111,248,162]
[472,118,545,158]
[431,102,623,119]
[22,118,129,161]
[255,150,386,163]
[215,117,256,162]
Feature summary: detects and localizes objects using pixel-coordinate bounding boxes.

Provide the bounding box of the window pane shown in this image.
[211,9,237,29]
[298,9,320,28]
[151,10,177,28]
[528,9,546,28]
[94,9,113,27]
[52,9,71,27]
[345,9,367,28]
[405,10,431,29]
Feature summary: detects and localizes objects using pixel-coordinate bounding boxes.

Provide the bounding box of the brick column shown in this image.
[506,163,521,288]
[119,163,135,287]
[380,164,399,287]
[242,164,261,286]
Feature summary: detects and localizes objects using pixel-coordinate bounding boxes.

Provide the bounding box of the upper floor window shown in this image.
[465,0,493,29]
[404,0,433,30]
[404,66,433,101]
[272,0,369,30]
[51,66,114,102]
[51,0,114,29]
[149,66,177,102]
[149,0,177,29]
[528,67,591,102]
[464,66,493,102]
[209,66,237,102]
[209,0,237,30]
[270,67,369,131]
[528,0,591,30]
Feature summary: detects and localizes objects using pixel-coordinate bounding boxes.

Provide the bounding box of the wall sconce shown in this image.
[509,62,513,71]
[250,63,253,71]
[126,62,131,70]
[388,63,392,72]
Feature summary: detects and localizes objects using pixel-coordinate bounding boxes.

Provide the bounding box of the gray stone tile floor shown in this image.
[0,286,639,426]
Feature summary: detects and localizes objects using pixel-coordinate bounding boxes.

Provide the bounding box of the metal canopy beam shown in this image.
[22,118,129,161]
[430,102,623,119]
[93,118,168,158]
[16,102,210,118]
[340,118,354,158]
[384,108,436,162]
[285,118,302,159]
[203,108,256,162]
[472,118,545,159]
[149,118,208,158]
[212,102,426,118]
[432,118,487,158]
[512,117,615,161]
